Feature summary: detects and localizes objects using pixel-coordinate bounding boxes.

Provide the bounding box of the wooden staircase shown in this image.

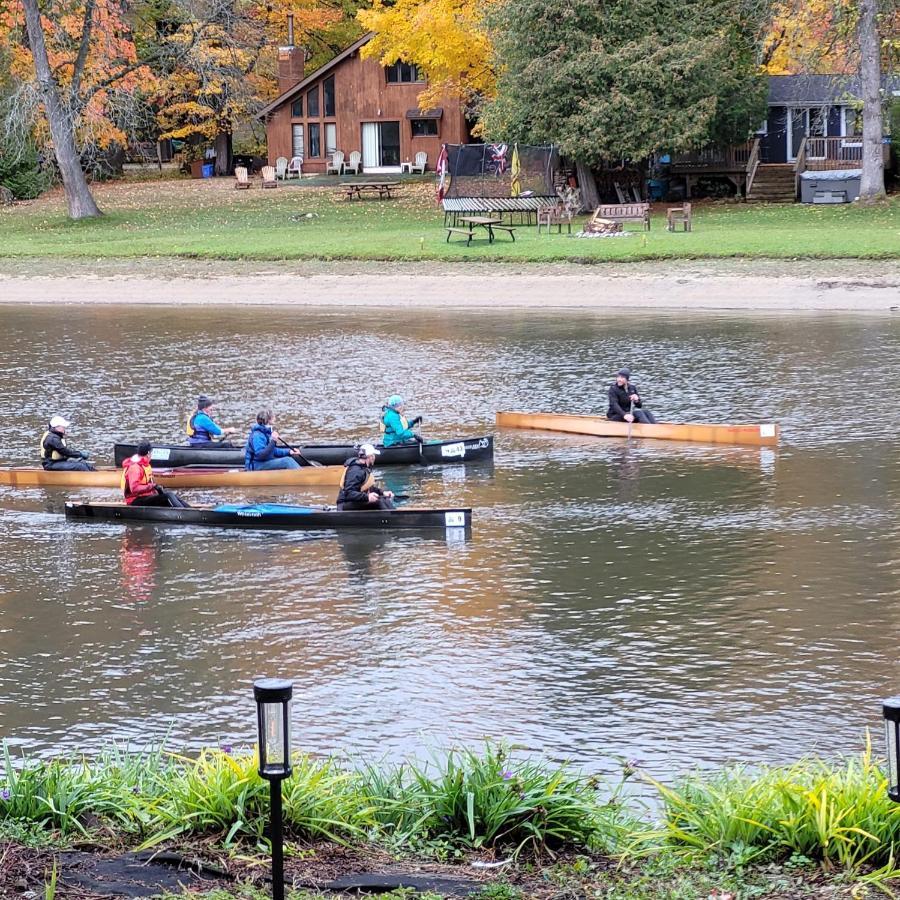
[747,163,796,203]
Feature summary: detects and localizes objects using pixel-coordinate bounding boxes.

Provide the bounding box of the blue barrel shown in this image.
[201,163,214,178]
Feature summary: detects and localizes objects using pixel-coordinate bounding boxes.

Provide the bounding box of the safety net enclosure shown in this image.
[439,143,558,199]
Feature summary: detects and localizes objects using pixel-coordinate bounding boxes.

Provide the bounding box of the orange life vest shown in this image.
[121,456,155,503]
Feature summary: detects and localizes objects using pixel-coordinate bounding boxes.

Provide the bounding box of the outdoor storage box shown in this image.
[800,169,861,204]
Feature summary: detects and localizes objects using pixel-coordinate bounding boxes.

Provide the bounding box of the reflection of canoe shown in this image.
[112,436,494,468]
[496,412,779,447]
[65,502,473,532]
[0,466,343,488]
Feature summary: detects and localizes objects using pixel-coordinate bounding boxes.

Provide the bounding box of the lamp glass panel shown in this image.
[263,702,285,768]
[887,720,899,790]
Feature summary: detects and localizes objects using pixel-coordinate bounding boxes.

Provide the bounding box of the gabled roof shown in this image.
[767,74,900,105]
[256,32,375,119]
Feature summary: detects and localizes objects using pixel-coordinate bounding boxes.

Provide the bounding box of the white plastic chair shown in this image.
[344,150,362,175]
[326,151,345,176]
[411,151,427,174]
[275,156,288,180]
[287,156,303,179]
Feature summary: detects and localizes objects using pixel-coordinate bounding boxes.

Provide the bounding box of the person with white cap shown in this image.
[39,416,96,471]
[380,395,423,448]
[607,368,657,424]
[336,444,395,511]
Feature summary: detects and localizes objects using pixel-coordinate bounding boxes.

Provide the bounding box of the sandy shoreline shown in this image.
[1,258,899,312]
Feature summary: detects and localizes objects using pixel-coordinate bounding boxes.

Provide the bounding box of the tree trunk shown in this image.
[214,130,233,176]
[575,160,600,211]
[20,0,101,219]
[857,0,886,203]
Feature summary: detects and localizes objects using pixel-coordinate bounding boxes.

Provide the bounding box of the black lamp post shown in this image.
[254,677,294,900]
[883,697,900,803]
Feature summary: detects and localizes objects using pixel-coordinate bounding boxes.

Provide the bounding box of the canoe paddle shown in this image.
[275,437,324,467]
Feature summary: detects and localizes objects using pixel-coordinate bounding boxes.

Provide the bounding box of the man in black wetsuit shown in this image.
[39,416,96,471]
[607,368,657,424]
[336,443,396,511]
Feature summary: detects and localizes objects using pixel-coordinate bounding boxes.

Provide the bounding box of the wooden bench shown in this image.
[594,202,651,231]
[490,225,517,242]
[446,227,475,245]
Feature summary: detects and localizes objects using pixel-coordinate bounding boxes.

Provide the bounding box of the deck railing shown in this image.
[669,139,755,170]
[803,135,889,170]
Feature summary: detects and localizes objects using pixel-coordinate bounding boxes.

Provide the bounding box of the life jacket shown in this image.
[380,407,410,436]
[39,430,67,461]
[339,461,375,494]
[186,411,214,442]
[121,455,154,503]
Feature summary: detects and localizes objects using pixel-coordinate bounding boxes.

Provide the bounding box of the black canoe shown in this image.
[65,502,473,532]
[113,436,494,468]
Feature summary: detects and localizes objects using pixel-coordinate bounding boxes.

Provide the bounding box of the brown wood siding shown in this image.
[264,48,468,173]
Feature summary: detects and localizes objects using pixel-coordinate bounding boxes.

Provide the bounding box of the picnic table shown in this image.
[340,181,400,201]
[446,215,517,245]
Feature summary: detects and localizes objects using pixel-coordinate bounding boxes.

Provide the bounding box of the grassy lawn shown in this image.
[1,173,898,262]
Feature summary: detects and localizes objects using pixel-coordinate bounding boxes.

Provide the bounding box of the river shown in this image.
[0,304,897,780]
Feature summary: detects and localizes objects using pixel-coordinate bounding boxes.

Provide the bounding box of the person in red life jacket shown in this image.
[121,442,188,507]
[40,416,96,471]
[186,395,236,447]
[336,444,395,510]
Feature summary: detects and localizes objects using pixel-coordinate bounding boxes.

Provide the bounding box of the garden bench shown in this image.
[594,202,651,231]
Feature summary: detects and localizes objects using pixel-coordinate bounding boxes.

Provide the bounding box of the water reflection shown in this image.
[0,305,897,780]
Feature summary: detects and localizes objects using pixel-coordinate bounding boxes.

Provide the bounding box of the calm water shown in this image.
[0,304,898,780]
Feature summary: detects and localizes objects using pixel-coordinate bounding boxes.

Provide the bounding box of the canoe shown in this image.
[112,436,494,468]
[0,465,343,489]
[496,412,779,447]
[65,501,473,532]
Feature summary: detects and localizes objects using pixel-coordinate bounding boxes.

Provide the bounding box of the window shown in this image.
[410,118,438,137]
[291,124,304,159]
[385,62,424,83]
[308,123,321,157]
[842,107,862,137]
[291,97,302,117]
[307,85,319,118]
[325,123,337,157]
[323,76,335,117]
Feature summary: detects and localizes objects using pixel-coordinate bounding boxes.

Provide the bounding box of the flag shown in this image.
[436,143,449,203]
[488,143,508,176]
[510,145,521,197]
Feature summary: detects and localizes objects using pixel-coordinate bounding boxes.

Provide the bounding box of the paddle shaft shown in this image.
[275,437,324,467]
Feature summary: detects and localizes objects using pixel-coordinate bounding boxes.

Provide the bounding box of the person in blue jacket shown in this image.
[187,395,236,447]
[381,395,423,447]
[244,409,303,470]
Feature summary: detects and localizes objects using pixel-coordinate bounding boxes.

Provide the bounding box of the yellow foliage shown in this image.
[763,0,857,74]
[357,0,497,105]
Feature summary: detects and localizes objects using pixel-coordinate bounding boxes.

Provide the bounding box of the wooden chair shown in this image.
[538,186,581,234]
[286,156,303,179]
[666,202,692,232]
[326,151,345,176]
[275,156,288,180]
[261,165,277,188]
[234,166,251,190]
[411,151,428,174]
[344,150,362,175]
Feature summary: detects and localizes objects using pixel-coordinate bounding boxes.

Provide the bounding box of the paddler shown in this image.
[40,416,96,471]
[187,395,237,447]
[380,395,423,447]
[244,409,304,470]
[607,368,657,425]
[122,442,188,507]
[336,443,395,510]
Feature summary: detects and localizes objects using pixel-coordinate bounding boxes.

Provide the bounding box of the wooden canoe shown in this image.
[495,412,779,447]
[65,501,473,532]
[0,465,343,489]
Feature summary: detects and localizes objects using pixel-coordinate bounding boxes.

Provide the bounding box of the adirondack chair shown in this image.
[275,156,288,180]
[411,151,428,174]
[286,156,303,179]
[261,165,277,188]
[234,166,251,189]
[613,181,628,204]
[326,151,345,175]
[344,150,362,175]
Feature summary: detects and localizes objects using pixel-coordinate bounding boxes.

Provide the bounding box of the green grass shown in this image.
[1,176,898,261]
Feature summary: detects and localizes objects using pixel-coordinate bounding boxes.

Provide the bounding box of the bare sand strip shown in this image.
[1,260,898,312]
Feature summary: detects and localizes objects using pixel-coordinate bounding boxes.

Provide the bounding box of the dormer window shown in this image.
[385,62,425,84]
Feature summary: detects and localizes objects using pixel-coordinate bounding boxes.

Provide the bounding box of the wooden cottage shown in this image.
[257,33,470,175]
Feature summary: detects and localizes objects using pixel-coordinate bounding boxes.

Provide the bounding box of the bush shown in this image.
[0,144,49,200]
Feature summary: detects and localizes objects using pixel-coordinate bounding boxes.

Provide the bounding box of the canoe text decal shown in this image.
[441,442,466,458]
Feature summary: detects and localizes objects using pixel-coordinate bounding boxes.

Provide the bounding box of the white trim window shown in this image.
[841,106,863,147]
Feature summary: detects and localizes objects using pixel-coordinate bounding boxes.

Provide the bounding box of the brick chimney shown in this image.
[278,14,305,93]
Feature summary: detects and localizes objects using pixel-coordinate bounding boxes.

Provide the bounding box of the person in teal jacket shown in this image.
[381,395,423,447]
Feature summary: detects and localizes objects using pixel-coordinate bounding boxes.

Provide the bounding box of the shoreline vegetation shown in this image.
[3,740,900,898]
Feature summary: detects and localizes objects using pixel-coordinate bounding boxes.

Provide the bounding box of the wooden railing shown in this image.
[793,136,808,200]
[803,135,889,170]
[745,138,761,196]
[669,139,755,170]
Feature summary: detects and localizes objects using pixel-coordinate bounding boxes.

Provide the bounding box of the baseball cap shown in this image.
[358,443,381,457]
[49,415,70,428]
[617,368,631,378]
[197,395,214,409]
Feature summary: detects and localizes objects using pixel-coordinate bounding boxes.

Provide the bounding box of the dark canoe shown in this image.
[112,436,494,468]
[65,502,473,532]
